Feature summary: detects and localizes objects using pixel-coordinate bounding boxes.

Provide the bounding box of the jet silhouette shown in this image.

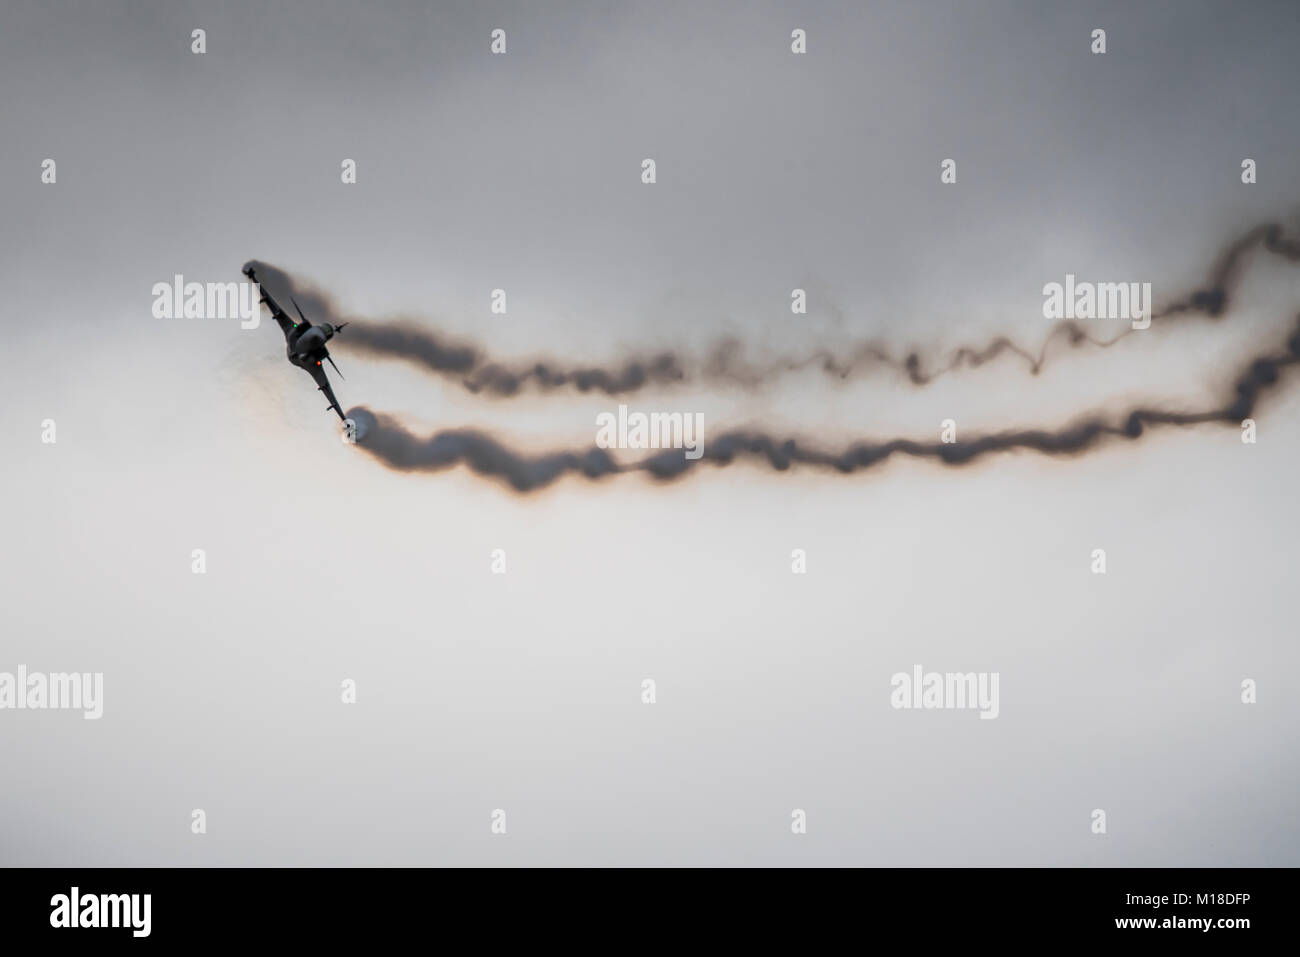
[243,264,348,421]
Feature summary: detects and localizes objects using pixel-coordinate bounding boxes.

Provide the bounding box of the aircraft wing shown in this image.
[243,265,306,341]
[307,361,347,421]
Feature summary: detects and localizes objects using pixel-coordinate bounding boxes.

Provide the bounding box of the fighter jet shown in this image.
[243,264,348,421]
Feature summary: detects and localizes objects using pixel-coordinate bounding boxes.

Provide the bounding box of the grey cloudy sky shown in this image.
[1,0,1298,865]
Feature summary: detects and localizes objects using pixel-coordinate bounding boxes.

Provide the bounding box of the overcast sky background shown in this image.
[1,0,1298,865]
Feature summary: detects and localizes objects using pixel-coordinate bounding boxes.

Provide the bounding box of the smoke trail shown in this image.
[344,313,1300,493]
[244,258,695,393]
[345,408,622,492]
[342,321,478,376]
[249,222,1300,397]
[334,223,1300,492]
[241,260,482,375]
[696,221,1300,386]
